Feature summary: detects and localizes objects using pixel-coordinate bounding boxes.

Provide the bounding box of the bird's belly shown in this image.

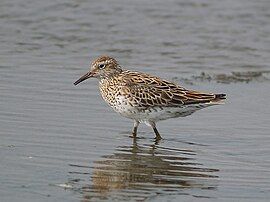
[115,105,203,122]
[132,107,190,122]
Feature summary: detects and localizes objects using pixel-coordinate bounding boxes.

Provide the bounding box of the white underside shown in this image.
[112,102,217,123]
[104,95,222,125]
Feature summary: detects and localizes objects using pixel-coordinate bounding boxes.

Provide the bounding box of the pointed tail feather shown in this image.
[214,93,226,100]
[211,93,226,104]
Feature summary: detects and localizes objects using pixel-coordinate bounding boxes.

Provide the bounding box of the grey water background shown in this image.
[1,0,270,201]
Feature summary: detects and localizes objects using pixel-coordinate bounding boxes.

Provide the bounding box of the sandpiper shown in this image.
[74,56,226,140]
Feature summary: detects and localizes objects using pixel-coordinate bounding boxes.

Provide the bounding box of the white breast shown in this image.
[108,96,135,117]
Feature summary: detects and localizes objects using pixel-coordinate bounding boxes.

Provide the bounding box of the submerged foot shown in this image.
[155,133,162,140]
[129,132,137,138]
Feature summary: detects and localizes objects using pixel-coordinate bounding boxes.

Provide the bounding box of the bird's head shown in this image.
[74,56,122,85]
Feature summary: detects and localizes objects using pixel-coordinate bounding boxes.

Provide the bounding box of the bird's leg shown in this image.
[148,121,162,140]
[131,120,139,138]
[153,127,162,140]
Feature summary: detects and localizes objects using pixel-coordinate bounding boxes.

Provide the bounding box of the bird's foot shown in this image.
[129,132,137,138]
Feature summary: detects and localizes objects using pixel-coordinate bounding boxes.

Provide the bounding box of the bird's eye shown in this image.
[99,64,105,69]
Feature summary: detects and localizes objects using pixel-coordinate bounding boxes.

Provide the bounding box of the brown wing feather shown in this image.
[119,71,225,108]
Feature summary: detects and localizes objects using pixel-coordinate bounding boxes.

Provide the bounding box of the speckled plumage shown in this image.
[74,56,226,139]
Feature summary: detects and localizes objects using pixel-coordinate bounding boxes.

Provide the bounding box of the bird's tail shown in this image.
[210,93,226,104]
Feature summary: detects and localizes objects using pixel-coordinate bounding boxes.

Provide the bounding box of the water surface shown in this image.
[0,0,270,201]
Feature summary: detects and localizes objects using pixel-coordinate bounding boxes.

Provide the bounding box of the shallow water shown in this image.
[1,0,270,201]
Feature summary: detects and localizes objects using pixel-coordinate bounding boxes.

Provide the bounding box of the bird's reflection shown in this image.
[69,138,219,201]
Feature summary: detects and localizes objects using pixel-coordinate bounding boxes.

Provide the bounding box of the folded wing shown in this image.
[120,71,226,108]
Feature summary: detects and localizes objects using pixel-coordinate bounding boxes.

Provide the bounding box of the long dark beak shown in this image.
[74,71,94,85]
